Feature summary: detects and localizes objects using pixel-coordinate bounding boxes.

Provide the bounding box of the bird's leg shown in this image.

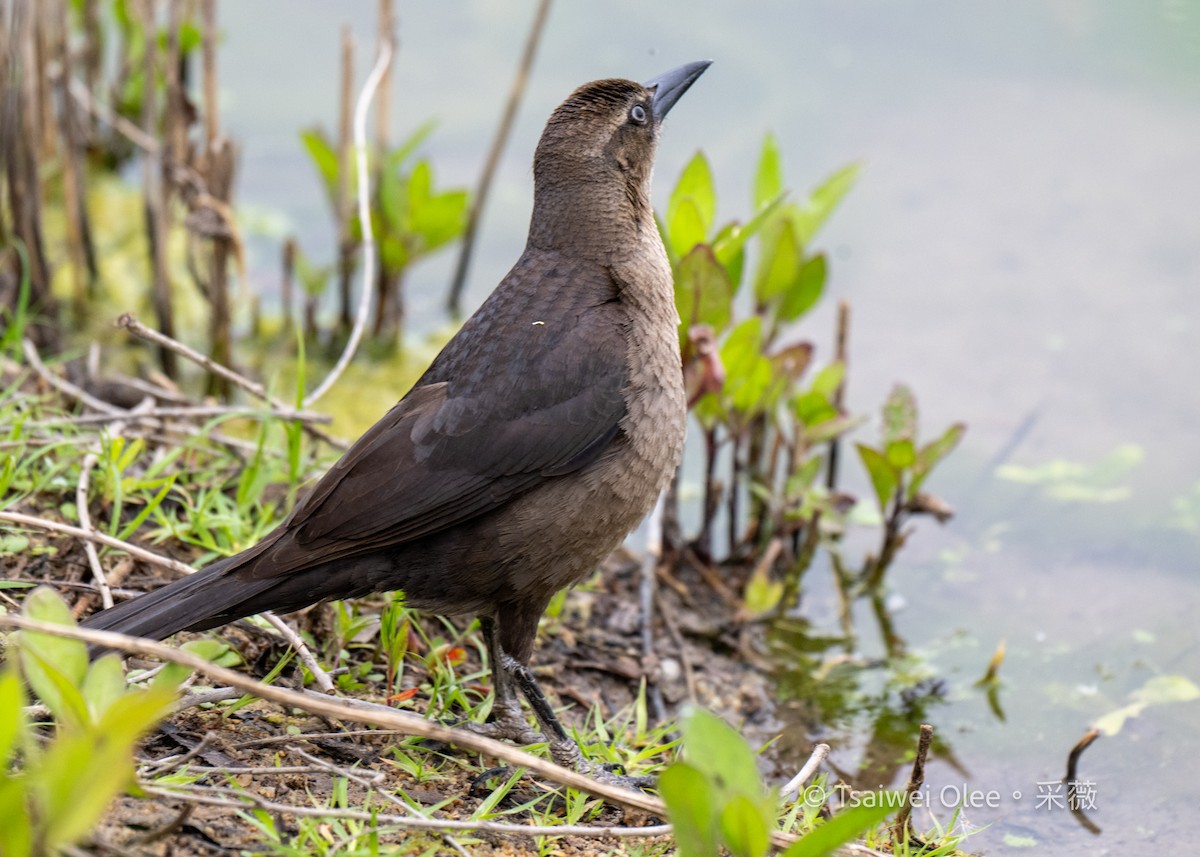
[471,616,653,789]
[463,617,542,745]
[500,651,655,790]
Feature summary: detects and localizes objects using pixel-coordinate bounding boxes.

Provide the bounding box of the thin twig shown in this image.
[66,76,159,153]
[173,764,331,777]
[446,0,552,316]
[21,337,277,455]
[115,314,343,449]
[25,404,332,428]
[74,401,149,610]
[137,782,672,840]
[24,337,125,416]
[262,613,334,694]
[780,743,831,801]
[76,451,112,609]
[303,40,393,408]
[174,687,245,710]
[229,729,401,749]
[0,509,196,576]
[139,731,220,778]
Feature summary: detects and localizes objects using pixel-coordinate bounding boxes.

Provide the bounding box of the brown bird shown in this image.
[84,60,709,778]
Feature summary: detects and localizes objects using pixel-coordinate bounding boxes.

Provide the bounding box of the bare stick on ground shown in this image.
[780,742,831,801]
[115,313,345,449]
[892,723,933,844]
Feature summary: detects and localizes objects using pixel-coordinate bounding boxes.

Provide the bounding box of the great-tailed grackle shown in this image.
[84,60,709,778]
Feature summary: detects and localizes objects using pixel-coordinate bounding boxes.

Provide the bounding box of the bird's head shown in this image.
[530,61,710,253]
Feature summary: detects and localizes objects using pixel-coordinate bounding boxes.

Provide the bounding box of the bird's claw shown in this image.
[549,739,655,791]
[462,698,544,746]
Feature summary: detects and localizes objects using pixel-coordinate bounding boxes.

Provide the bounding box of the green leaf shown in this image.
[0,777,32,857]
[721,318,774,417]
[388,120,436,170]
[803,414,863,446]
[1093,702,1145,736]
[786,456,824,499]
[81,655,127,723]
[720,794,771,857]
[743,563,784,619]
[1003,833,1039,848]
[299,128,339,203]
[996,444,1142,503]
[754,219,802,306]
[668,151,716,256]
[411,189,469,252]
[713,192,787,290]
[881,384,917,447]
[793,162,860,246]
[754,133,784,212]
[909,422,966,499]
[668,198,708,261]
[810,361,845,398]
[20,649,91,732]
[710,222,746,291]
[380,234,411,272]
[777,252,826,321]
[408,158,432,205]
[1130,675,1200,705]
[18,588,89,726]
[793,389,837,433]
[658,762,720,857]
[117,475,176,542]
[675,245,734,340]
[378,161,407,230]
[781,799,896,857]
[856,444,899,514]
[680,707,763,801]
[885,439,915,471]
[1092,674,1199,737]
[32,728,137,851]
[0,668,25,765]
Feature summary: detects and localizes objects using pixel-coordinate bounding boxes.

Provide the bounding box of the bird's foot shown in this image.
[549,738,656,791]
[462,697,543,746]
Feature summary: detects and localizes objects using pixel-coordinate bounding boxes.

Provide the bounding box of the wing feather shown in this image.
[257,255,630,575]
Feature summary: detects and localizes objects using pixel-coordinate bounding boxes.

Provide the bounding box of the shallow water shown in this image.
[219,3,1200,852]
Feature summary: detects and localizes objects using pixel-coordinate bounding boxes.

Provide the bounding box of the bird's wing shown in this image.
[267,258,630,571]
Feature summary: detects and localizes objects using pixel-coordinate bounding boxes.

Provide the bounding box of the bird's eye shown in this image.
[629,103,648,124]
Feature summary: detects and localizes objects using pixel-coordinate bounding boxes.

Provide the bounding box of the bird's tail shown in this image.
[81,553,276,641]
